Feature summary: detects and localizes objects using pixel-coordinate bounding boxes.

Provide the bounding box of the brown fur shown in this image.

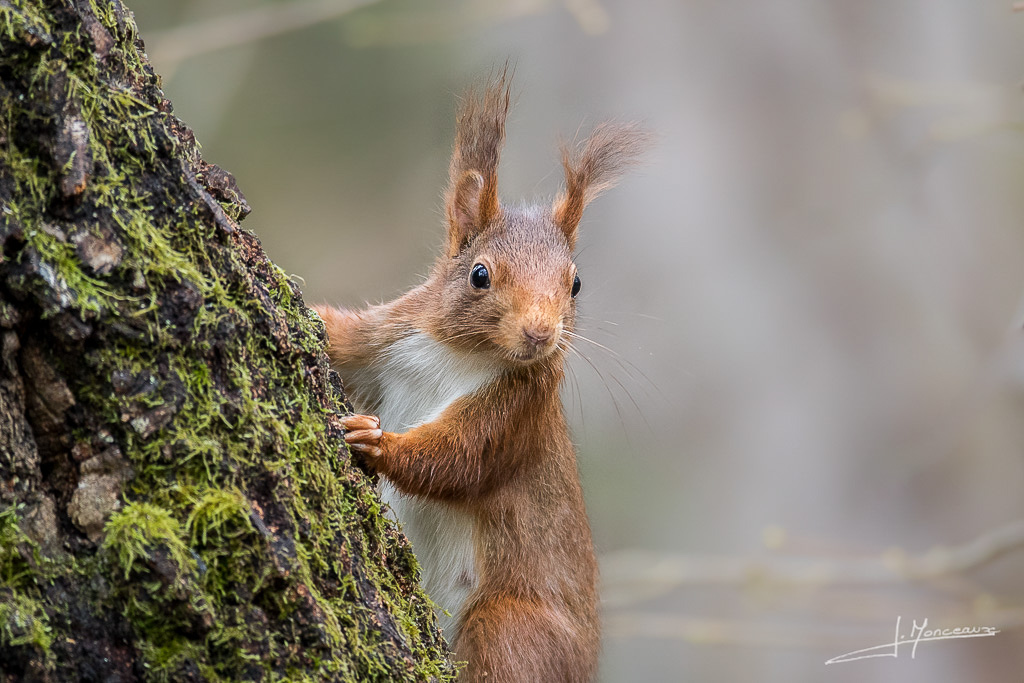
[314,73,645,682]
[445,66,511,257]
[553,122,651,249]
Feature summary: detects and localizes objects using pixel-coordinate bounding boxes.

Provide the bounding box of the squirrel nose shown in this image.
[523,326,553,347]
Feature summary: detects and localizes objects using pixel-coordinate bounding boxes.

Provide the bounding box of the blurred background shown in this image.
[129,1,1024,680]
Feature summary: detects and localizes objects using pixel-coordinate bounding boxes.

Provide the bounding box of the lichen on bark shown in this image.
[0,0,457,680]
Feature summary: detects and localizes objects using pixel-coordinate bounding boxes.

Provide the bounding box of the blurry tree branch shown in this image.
[602,521,1024,650]
[604,607,1024,649]
[602,519,1024,607]
[562,0,610,34]
[334,0,609,47]
[842,74,1014,143]
[146,0,612,77]
[146,0,385,76]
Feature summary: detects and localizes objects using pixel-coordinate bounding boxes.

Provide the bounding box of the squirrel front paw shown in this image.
[342,414,385,459]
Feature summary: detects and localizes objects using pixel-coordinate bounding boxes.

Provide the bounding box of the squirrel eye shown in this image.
[470,263,491,289]
[571,274,581,298]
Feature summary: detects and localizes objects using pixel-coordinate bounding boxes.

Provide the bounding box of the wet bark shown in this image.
[0,1,456,680]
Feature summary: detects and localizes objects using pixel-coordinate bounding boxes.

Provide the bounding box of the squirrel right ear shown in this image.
[444,68,511,257]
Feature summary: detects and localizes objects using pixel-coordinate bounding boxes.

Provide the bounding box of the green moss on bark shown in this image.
[0,0,456,680]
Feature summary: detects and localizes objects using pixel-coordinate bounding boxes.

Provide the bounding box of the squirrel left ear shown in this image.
[447,170,485,255]
[553,122,650,249]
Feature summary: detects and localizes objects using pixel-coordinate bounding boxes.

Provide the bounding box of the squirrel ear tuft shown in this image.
[447,170,485,256]
[444,67,512,256]
[553,122,650,249]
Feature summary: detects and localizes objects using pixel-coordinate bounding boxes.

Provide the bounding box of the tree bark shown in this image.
[0,1,456,680]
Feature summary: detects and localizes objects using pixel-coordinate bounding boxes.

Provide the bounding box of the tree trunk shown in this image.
[0,1,456,680]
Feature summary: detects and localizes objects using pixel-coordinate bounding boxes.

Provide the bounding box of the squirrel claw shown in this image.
[347,440,383,459]
[343,414,385,460]
[344,419,384,459]
[342,414,380,431]
[345,428,382,443]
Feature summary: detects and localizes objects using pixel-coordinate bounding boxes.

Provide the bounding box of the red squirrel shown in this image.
[314,72,645,682]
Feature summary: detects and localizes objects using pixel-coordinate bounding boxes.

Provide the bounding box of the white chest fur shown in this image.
[349,332,500,638]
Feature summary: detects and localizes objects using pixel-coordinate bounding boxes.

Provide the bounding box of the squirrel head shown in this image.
[426,68,648,367]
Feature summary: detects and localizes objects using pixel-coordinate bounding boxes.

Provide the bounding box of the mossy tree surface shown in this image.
[0,1,457,680]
